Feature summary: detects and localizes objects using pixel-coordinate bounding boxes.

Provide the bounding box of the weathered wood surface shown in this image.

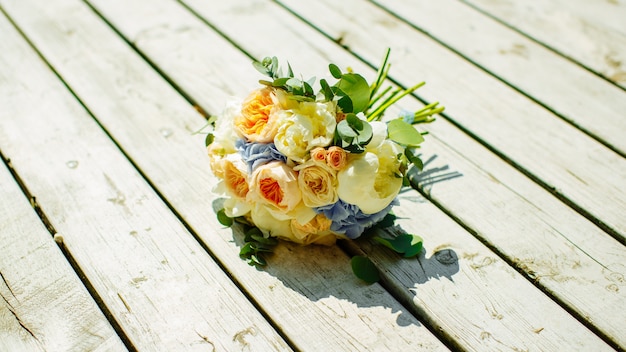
[372,0,626,157]
[0,0,624,350]
[0,161,126,351]
[462,0,626,90]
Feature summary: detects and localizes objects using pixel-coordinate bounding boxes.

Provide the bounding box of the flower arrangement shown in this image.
[204,49,443,282]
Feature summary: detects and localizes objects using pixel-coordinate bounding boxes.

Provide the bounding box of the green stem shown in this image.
[368,82,425,121]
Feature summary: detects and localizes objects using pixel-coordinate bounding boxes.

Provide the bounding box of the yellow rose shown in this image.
[337,140,403,214]
[293,159,338,208]
[274,101,336,162]
[234,87,283,143]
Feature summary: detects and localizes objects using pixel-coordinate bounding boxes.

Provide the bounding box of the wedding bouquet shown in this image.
[204,50,443,281]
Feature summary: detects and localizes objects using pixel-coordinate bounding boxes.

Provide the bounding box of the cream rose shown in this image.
[337,140,403,214]
[207,101,241,178]
[250,203,294,240]
[290,214,337,246]
[216,155,252,217]
[293,159,338,208]
[248,161,300,212]
[273,101,336,162]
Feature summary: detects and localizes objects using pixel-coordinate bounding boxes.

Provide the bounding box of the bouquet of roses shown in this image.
[204,50,443,281]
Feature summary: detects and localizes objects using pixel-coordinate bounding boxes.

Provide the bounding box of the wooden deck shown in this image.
[1,0,624,350]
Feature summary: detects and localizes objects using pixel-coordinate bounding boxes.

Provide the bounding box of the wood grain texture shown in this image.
[1,0,449,350]
[89,0,615,349]
[462,0,626,89]
[0,161,127,352]
[0,5,290,351]
[372,0,626,156]
[276,0,626,243]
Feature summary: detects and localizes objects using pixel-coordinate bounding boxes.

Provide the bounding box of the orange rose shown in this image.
[326,146,347,170]
[223,157,249,199]
[234,87,280,142]
[249,161,301,214]
[310,147,327,163]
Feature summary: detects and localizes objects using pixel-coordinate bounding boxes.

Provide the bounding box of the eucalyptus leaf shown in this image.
[376,212,397,228]
[320,79,334,101]
[337,95,353,113]
[205,133,214,147]
[329,63,342,79]
[387,119,425,146]
[351,256,380,284]
[217,209,233,227]
[253,61,271,77]
[373,234,423,258]
[336,73,370,113]
[346,113,363,130]
[337,120,358,138]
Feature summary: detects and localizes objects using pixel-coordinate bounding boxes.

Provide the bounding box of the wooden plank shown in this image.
[265,0,626,347]
[87,0,617,350]
[0,0,450,350]
[462,0,626,90]
[372,0,626,157]
[275,0,626,244]
[0,161,127,352]
[0,8,290,352]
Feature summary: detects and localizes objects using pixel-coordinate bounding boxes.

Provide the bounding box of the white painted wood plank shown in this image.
[276,0,626,243]
[87,0,616,350]
[0,0,449,350]
[462,0,626,90]
[0,8,290,352]
[372,0,626,156]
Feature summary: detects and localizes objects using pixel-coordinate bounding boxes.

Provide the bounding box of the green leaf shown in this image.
[336,73,370,113]
[217,209,233,227]
[346,113,363,130]
[402,234,424,258]
[376,212,397,228]
[205,133,214,147]
[353,119,373,146]
[253,61,271,77]
[320,79,334,101]
[373,234,423,258]
[329,63,342,79]
[387,119,425,146]
[337,95,353,113]
[272,77,290,87]
[405,146,424,171]
[336,120,358,138]
[351,256,380,284]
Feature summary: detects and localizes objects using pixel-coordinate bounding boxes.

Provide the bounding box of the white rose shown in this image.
[337,140,403,214]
